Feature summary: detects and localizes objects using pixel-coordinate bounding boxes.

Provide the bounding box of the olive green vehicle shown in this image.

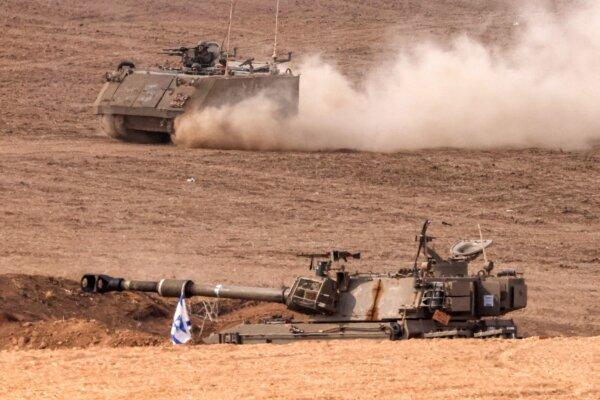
[81,221,527,344]
[94,41,299,143]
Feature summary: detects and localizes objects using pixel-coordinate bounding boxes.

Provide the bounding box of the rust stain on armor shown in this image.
[367,279,383,321]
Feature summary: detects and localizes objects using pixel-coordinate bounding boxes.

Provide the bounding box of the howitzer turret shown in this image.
[81,221,527,344]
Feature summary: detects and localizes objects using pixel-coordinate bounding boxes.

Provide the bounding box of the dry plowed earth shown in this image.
[0,337,598,400]
[1,0,599,399]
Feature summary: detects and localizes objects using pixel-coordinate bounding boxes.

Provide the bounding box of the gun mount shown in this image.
[81,221,527,344]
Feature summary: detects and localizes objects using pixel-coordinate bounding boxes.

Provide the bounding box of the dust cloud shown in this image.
[174,3,600,151]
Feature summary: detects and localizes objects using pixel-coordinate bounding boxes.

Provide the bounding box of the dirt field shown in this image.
[3,137,600,339]
[1,0,599,398]
[1,337,598,400]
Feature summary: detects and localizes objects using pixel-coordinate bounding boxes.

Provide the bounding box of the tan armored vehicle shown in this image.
[81,221,527,344]
[93,41,299,143]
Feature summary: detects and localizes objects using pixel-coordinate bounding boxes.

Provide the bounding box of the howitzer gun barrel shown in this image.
[81,274,286,303]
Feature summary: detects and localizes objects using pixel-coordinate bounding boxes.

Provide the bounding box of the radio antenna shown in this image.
[478,223,488,265]
[272,0,280,61]
[224,0,236,75]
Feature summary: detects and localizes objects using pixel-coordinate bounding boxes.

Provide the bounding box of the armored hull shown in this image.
[205,272,526,344]
[94,68,299,143]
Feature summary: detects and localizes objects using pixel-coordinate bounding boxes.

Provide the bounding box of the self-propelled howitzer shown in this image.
[81,222,527,344]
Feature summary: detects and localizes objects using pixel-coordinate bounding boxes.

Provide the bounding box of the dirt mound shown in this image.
[0,274,171,349]
[3,319,163,349]
[0,274,293,350]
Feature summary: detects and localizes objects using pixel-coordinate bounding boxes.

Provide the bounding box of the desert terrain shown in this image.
[0,0,599,398]
[1,337,598,400]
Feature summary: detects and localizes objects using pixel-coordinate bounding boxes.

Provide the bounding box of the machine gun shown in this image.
[297,250,361,277]
[297,250,361,264]
[161,46,189,57]
[160,41,229,71]
[161,45,236,58]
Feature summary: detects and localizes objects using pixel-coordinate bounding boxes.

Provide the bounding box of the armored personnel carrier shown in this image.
[94,41,299,143]
[81,221,527,344]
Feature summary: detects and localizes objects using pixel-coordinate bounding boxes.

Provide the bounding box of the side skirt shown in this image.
[204,318,518,344]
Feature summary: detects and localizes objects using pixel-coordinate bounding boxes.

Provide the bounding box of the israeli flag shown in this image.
[170,293,192,345]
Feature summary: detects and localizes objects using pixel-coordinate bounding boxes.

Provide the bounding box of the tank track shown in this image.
[205,319,518,344]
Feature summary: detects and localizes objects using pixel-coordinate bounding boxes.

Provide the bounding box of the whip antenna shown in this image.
[272,0,280,61]
[224,0,236,75]
[478,223,488,264]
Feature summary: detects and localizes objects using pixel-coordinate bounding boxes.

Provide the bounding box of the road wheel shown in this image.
[101,115,170,144]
